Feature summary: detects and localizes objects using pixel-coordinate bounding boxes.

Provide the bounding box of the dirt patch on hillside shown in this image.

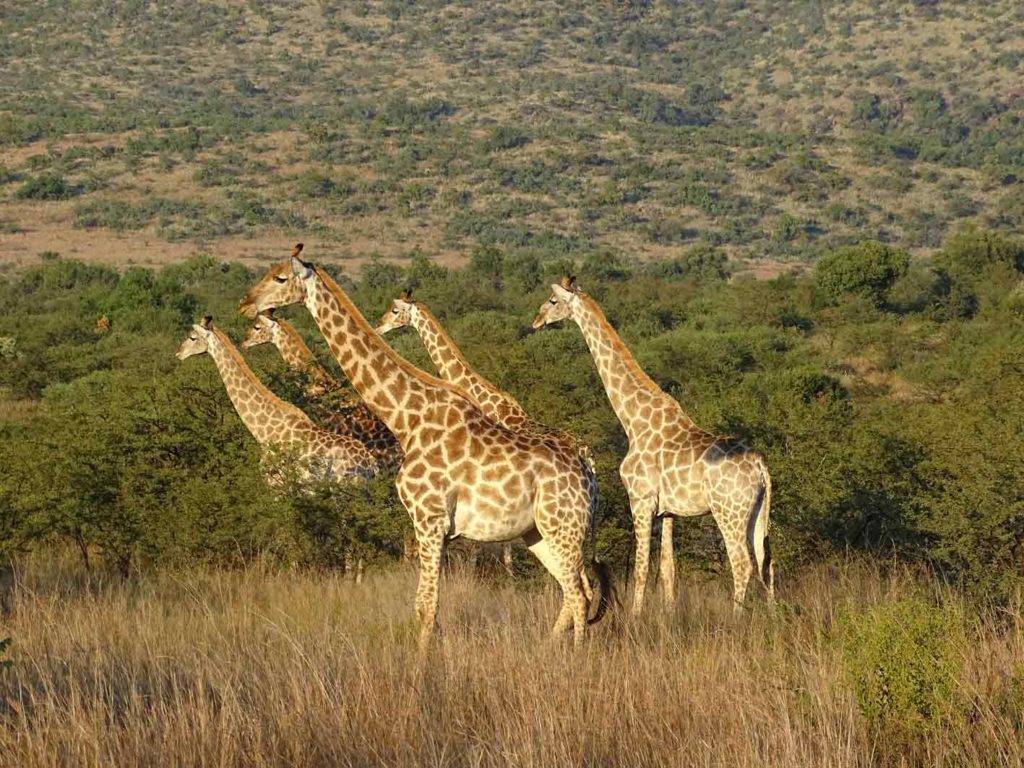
[0,224,469,275]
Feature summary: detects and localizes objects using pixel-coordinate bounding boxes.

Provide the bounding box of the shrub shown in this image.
[296,170,336,198]
[815,242,910,307]
[645,245,729,283]
[15,174,77,200]
[480,125,529,152]
[835,594,966,752]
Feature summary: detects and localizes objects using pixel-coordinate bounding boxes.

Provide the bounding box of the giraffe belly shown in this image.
[451,489,534,542]
[659,473,709,516]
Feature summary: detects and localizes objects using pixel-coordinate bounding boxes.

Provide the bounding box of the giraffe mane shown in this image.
[579,294,662,395]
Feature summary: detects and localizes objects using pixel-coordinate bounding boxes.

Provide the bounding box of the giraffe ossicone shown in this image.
[239,247,609,648]
[532,275,774,614]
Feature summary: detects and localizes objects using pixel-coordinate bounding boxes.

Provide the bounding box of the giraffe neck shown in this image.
[305,269,452,446]
[410,304,532,428]
[571,294,675,437]
[273,319,337,385]
[271,319,317,368]
[206,328,311,444]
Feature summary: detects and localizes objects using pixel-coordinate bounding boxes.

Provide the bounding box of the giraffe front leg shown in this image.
[394,466,449,651]
[414,521,446,651]
[628,494,657,616]
[659,515,676,608]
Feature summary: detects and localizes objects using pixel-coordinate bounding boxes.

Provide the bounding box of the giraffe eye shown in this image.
[274,275,287,284]
[392,308,399,314]
[549,299,557,305]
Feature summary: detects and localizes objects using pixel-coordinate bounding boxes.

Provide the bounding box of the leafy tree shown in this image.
[815,242,910,307]
[468,242,504,288]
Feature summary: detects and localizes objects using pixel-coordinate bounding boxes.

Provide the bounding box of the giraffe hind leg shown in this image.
[708,492,756,614]
[526,535,588,644]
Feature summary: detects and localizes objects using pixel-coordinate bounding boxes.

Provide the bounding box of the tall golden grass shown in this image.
[0,557,1020,767]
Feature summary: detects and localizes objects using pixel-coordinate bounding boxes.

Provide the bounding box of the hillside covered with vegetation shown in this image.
[1,1,1023,268]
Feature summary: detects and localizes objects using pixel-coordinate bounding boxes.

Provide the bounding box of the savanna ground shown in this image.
[2,557,1022,768]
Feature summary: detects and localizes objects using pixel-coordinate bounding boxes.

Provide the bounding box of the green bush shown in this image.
[296,170,337,198]
[15,174,77,200]
[835,594,966,750]
[480,125,529,152]
[815,242,910,307]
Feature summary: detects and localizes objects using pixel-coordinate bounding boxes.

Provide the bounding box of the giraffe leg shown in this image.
[580,567,594,604]
[628,494,658,616]
[527,536,588,645]
[502,542,514,576]
[659,515,676,608]
[413,522,447,651]
[527,538,572,635]
[710,500,754,615]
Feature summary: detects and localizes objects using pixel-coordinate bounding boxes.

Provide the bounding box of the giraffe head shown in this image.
[176,315,214,360]
[238,244,312,318]
[240,309,278,349]
[531,274,579,329]
[375,289,416,335]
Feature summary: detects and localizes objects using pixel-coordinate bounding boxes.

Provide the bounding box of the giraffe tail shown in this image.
[586,559,613,625]
[752,456,775,603]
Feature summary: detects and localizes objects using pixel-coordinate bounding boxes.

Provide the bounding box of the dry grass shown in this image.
[0,558,1021,767]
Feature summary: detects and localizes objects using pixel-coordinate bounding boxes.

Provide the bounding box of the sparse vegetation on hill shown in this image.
[1,1,1023,268]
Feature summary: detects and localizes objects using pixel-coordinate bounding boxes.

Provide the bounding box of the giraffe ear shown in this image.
[399,288,413,301]
[290,256,313,279]
[200,315,213,329]
[290,243,304,258]
[262,308,276,319]
[559,274,578,291]
[551,283,573,300]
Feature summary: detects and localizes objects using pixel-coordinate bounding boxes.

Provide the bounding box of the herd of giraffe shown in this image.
[176,244,774,649]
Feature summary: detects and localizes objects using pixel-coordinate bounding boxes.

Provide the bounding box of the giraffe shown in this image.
[241,308,403,473]
[239,248,606,648]
[532,275,774,614]
[241,308,337,397]
[176,316,378,484]
[375,289,598,573]
[376,290,545,434]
